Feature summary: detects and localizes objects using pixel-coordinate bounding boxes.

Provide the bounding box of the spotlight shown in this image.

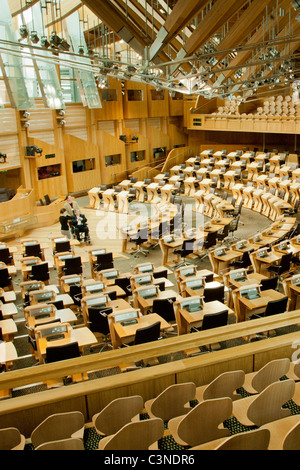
[50,32,61,49]
[19,25,28,39]
[78,46,85,55]
[291,0,300,10]
[26,145,42,156]
[0,153,7,163]
[40,36,50,49]
[58,39,71,51]
[23,111,30,118]
[24,122,30,128]
[58,110,65,116]
[59,119,66,126]
[30,31,39,44]
[132,135,138,142]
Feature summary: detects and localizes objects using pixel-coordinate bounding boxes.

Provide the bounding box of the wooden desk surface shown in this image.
[26,308,77,328]
[113,313,171,347]
[255,252,281,264]
[37,326,97,359]
[214,250,241,262]
[0,303,18,318]
[137,289,183,313]
[0,319,17,336]
[180,300,234,333]
[238,289,284,311]
[0,341,18,364]
[227,272,267,289]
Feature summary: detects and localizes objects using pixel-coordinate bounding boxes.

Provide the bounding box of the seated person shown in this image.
[64,195,80,216]
[71,210,91,243]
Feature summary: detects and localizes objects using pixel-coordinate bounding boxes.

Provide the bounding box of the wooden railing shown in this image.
[1,311,300,437]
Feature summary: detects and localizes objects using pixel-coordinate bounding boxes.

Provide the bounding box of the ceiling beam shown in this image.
[149,0,210,61]
[9,0,40,17]
[220,0,296,82]
[168,0,248,75]
[82,0,148,56]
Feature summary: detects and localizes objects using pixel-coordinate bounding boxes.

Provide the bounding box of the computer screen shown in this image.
[139,264,153,273]
[181,298,202,312]
[24,282,43,292]
[65,276,81,285]
[180,267,195,277]
[257,250,267,258]
[115,310,139,322]
[54,237,68,243]
[186,279,204,289]
[91,250,106,256]
[230,270,246,280]
[86,296,107,307]
[102,270,118,279]
[23,258,39,265]
[86,283,104,292]
[139,287,157,297]
[241,287,259,299]
[135,275,152,285]
[31,305,53,316]
[292,275,300,285]
[58,254,73,260]
[41,324,68,338]
[34,292,54,302]
[215,248,225,256]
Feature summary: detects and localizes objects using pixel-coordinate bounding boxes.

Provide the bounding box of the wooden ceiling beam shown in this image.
[168,0,248,75]
[221,0,296,81]
[82,0,148,56]
[149,0,210,61]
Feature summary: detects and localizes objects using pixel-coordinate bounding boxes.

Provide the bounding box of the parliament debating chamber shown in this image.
[3,0,300,453]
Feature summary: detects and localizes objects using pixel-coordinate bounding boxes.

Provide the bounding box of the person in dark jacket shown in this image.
[59,208,72,239]
[71,209,91,243]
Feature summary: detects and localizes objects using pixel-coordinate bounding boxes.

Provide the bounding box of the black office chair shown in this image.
[196,309,229,351]
[216,224,230,244]
[0,248,13,265]
[114,277,132,300]
[0,188,8,203]
[155,280,165,291]
[44,194,51,206]
[54,240,71,254]
[203,231,218,250]
[51,300,65,310]
[266,252,293,278]
[152,298,176,337]
[260,276,278,291]
[129,228,149,257]
[153,269,168,280]
[204,273,214,283]
[29,262,50,283]
[45,342,80,363]
[88,307,113,352]
[174,238,196,267]
[25,244,43,259]
[107,290,117,300]
[227,216,240,242]
[203,285,225,303]
[230,249,253,270]
[134,321,162,345]
[62,257,82,276]
[264,296,289,317]
[0,268,13,290]
[69,284,82,312]
[201,309,229,331]
[94,253,114,273]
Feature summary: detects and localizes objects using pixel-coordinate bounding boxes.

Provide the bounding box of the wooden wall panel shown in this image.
[147,85,169,118]
[27,137,68,200]
[123,80,148,119]
[63,133,101,193]
[93,77,123,121]
[96,130,127,184]
[28,103,55,146]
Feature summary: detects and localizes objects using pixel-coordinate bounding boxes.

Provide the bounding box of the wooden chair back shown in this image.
[0,427,25,450]
[35,438,85,450]
[92,395,144,436]
[98,418,164,450]
[251,358,290,393]
[283,420,300,450]
[145,382,196,422]
[30,411,85,449]
[215,428,270,450]
[248,379,295,426]
[174,397,232,447]
[202,370,245,401]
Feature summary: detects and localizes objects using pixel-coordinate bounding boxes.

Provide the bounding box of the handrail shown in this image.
[1,310,300,392]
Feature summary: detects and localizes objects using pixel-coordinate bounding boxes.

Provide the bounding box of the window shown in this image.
[72,158,95,173]
[153,147,166,159]
[127,90,143,101]
[171,92,183,100]
[150,89,165,101]
[130,151,145,162]
[101,89,118,101]
[38,164,61,180]
[105,154,121,167]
